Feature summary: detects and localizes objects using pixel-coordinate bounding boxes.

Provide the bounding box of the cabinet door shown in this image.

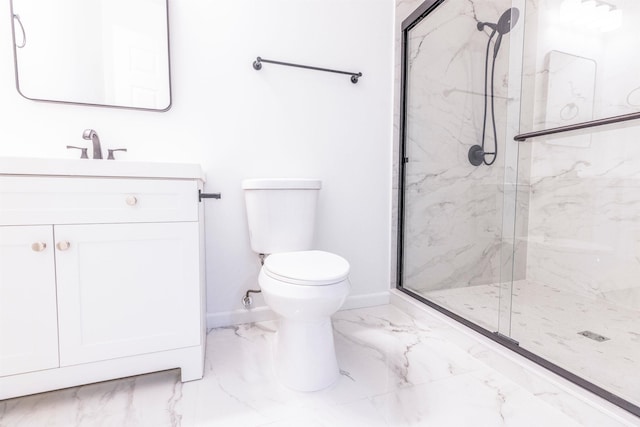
[55,222,201,366]
[0,226,59,376]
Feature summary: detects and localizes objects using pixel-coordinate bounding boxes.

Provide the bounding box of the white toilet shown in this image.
[242,178,350,391]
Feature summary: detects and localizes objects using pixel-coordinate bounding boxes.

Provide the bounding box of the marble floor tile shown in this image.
[422,279,640,405]
[0,305,636,426]
[367,370,584,427]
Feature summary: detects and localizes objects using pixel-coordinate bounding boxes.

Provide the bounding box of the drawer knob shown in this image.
[31,242,47,252]
[126,195,138,206]
[56,241,71,251]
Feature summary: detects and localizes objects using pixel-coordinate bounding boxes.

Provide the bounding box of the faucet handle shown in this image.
[107,148,127,160]
[66,145,88,159]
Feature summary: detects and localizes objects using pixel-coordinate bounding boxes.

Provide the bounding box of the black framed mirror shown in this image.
[9,0,172,111]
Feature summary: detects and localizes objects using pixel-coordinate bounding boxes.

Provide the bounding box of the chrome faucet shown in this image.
[82,129,103,159]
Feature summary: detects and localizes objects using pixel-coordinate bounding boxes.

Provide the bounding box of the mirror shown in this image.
[10,0,171,111]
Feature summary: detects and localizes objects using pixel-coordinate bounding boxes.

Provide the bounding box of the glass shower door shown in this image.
[508,0,640,412]
[399,0,518,334]
[399,0,640,414]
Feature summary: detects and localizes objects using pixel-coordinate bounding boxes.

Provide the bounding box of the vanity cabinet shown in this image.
[55,222,200,366]
[0,225,58,377]
[0,160,206,400]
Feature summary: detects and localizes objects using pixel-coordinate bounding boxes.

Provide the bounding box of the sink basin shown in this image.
[0,157,205,181]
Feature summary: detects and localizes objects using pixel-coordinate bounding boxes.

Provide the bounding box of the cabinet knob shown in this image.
[31,242,47,252]
[56,241,71,251]
[125,195,138,206]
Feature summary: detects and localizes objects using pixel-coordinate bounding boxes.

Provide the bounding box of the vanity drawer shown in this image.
[0,176,199,225]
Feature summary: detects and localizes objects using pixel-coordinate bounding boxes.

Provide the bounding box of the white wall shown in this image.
[0,0,395,326]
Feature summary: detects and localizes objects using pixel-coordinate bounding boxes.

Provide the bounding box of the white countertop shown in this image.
[0,157,206,181]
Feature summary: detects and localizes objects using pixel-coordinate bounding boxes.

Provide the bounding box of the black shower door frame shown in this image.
[395,0,640,417]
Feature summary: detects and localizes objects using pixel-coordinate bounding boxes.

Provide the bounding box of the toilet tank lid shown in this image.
[242,178,321,190]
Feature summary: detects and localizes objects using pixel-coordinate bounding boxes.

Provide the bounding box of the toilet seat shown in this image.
[263,250,350,286]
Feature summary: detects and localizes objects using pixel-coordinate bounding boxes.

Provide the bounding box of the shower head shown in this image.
[477,8,520,35]
[477,8,520,58]
[496,7,519,35]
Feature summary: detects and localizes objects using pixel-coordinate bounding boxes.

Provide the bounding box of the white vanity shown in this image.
[0,157,206,399]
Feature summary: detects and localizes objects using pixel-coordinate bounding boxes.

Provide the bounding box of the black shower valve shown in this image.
[468,145,485,166]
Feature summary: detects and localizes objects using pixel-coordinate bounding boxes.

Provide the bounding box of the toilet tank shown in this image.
[242,178,321,254]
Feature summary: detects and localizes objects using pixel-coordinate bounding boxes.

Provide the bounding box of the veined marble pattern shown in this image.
[425,280,640,406]
[524,146,640,301]
[1,304,633,426]
[519,0,640,302]
[401,0,520,293]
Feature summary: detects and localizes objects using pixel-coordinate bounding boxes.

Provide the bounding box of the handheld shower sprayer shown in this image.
[493,8,520,58]
[468,7,520,167]
[477,8,519,34]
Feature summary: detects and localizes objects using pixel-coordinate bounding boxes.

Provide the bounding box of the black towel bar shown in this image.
[252,57,362,84]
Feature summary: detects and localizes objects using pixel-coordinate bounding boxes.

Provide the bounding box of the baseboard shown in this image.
[340,291,390,311]
[206,306,276,329]
[206,291,390,329]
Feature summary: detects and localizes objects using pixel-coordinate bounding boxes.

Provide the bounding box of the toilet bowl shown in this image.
[242,178,350,391]
[259,250,350,391]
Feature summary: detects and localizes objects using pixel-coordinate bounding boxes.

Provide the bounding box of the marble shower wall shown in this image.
[521,0,640,308]
[398,0,516,293]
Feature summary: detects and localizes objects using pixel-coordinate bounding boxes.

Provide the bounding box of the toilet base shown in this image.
[274,317,340,392]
